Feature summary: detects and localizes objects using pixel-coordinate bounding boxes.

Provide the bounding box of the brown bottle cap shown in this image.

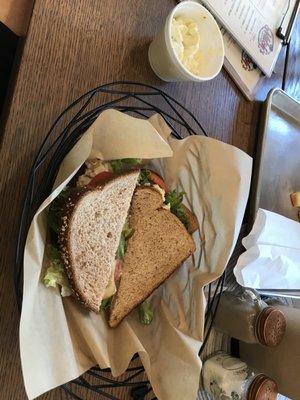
[256,307,286,347]
[248,374,278,400]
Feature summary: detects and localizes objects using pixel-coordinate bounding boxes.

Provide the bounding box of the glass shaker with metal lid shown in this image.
[203,351,279,400]
[214,290,286,346]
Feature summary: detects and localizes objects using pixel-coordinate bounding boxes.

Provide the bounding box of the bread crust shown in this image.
[58,187,92,308]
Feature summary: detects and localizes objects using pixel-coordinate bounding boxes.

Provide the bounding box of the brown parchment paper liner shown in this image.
[20,110,252,400]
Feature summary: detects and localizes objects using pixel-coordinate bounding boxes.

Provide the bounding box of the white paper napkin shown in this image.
[234,209,300,289]
[20,110,252,400]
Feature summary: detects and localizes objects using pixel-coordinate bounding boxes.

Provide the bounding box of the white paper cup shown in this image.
[148,1,224,82]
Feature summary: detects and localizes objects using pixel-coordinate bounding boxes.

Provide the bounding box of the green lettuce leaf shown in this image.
[122,220,134,240]
[138,301,154,325]
[43,244,72,297]
[43,260,72,297]
[116,233,126,260]
[164,190,189,229]
[110,158,141,174]
[116,220,134,261]
[100,296,112,311]
[138,169,151,185]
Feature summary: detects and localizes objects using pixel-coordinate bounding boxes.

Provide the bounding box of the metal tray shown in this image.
[249,88,300,225]
[248,89,300,299]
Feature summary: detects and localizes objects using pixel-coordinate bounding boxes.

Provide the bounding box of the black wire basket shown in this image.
[14,82,225,400]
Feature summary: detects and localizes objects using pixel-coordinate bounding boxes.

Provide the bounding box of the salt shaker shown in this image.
[203,351,279,400]
[214,290,286,346]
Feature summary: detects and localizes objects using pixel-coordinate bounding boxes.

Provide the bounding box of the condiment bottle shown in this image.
[214,290,286,346]
[203,351,279,400]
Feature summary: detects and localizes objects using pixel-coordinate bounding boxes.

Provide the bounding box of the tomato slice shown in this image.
[88,171,113,187]
[149,171,169,192]
[114,259,123,282]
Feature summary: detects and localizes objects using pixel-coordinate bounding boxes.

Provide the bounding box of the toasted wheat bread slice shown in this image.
[58,170,140,312]
[108,187,196,327]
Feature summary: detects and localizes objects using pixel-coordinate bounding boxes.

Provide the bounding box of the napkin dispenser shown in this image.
[239,89,300,299]
[249,89,300,225]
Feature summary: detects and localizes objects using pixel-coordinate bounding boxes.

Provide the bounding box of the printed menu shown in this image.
[221,27,263,100]
[202,0,296,76]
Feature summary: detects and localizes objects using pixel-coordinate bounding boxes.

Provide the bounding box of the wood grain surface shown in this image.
[0,1,299,399]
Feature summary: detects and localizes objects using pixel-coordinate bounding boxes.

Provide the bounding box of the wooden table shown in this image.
[0,1,299,399]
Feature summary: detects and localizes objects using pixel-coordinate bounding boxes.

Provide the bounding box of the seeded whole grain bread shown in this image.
[108,187,196,328]
[58,170,140,312]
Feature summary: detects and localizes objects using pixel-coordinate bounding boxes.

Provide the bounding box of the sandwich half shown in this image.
[108,186,195,327]
[58,171,140,312]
